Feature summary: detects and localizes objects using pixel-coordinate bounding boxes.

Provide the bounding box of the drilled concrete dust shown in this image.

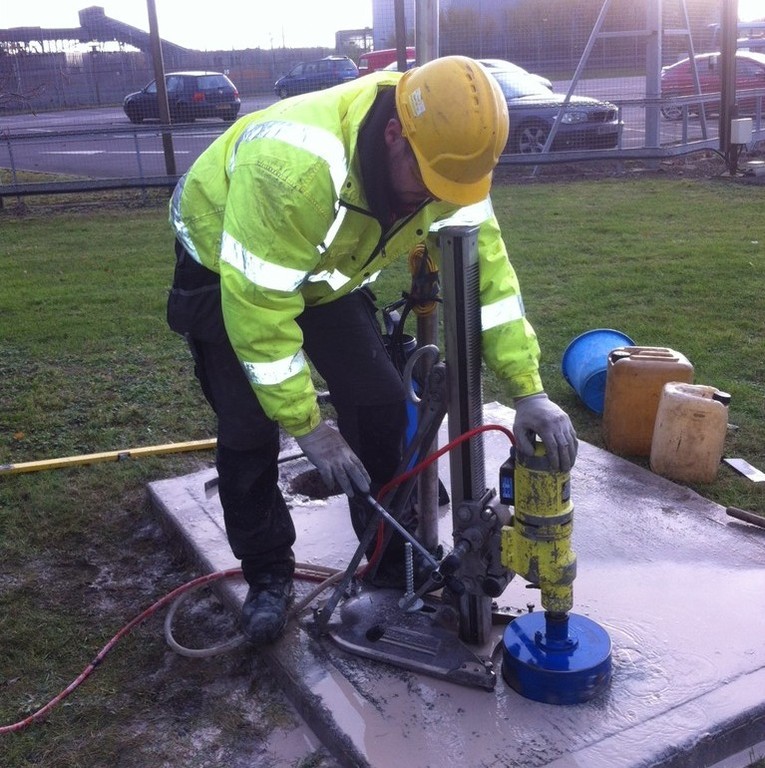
[148,403,765,768]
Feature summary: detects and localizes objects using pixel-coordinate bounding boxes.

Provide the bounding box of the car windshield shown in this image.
[491,70,553,99]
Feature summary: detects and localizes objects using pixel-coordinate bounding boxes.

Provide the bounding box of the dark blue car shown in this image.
[274,56,359,99]
[123,71,240,123]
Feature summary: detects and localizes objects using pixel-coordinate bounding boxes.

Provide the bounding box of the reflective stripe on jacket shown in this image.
[169,73,542,437]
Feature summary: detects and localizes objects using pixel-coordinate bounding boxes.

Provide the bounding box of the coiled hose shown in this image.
[1,423,515,734]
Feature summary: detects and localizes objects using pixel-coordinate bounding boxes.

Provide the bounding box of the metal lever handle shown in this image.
[363,494,439,570]
[364,495,466,599]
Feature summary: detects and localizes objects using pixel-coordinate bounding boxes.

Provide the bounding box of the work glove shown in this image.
[513,393,578,473]
[296,421,371,498]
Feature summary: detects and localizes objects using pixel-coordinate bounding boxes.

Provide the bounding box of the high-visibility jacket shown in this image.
[169,72,543,437]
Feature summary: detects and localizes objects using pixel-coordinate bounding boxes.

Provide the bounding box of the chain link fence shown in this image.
[2,0,764,199]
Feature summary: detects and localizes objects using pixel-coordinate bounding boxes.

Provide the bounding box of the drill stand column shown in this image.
[439,224,501,647]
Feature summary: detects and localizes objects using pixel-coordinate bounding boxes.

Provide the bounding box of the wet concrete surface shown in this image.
[148,402,765,768]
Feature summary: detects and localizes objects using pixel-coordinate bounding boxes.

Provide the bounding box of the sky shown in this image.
[2,1,374,51]
[738,0,762,21]
[2,1,763,51]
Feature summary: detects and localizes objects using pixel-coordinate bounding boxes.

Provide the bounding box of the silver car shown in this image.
[489,68,622,154]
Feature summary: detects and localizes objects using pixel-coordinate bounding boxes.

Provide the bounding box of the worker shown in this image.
[167,55,578,647]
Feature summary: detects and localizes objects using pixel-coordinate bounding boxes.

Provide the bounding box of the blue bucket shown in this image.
[561,329,635,414]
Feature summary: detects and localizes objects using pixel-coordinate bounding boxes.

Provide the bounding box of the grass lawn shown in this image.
[1,175,764,766]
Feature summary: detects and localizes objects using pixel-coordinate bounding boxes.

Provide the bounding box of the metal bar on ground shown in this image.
[0,439,217,475]
[726,506,765,529]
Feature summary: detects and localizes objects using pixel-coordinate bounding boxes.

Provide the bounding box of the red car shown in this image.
[660,50,765,120]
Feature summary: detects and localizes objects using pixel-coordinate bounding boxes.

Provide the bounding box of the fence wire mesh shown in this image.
[1,0,764,197]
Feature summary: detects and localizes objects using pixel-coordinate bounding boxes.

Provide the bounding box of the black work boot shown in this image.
[240,572,294,646]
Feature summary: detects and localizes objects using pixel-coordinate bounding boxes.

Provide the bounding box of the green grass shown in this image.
[1,175,764,764]
[488,178,765,518]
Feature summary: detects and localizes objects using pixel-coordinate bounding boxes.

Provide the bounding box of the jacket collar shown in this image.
[356,86,409,227]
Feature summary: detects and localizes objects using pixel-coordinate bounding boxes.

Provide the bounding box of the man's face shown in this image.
[384,118,433,212]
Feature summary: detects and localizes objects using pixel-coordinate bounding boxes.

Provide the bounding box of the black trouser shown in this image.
[167,243,411,586]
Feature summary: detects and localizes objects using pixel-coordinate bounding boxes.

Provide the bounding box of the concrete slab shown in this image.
[148,403,765,768]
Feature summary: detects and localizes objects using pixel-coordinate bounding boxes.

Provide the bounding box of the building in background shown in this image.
[372,0,416,50]
[370,0,526,51]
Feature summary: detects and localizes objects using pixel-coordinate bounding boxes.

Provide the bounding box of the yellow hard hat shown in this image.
[395,55,509,206]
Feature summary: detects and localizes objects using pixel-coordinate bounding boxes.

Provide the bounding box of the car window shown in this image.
[305,63,318,74]
[338,60,357,73]
[197,75,229,89]
[166,75,184,93]
[318,60,332,73]
[290,64,304,76]
[491,71,552,99]
[146,80,158,94]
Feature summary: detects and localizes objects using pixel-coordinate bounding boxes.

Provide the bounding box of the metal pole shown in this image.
[407,242,442,553]
[644,0,662,150]
[678,0,708,138]
[415,306,440,552]
[146,0,176,176]
[720,0,739,170]
[394,0,408,72]
[415,0,439,65]
[532,0,614,174]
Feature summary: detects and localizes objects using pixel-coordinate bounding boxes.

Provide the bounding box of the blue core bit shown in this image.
[501,611,613,705]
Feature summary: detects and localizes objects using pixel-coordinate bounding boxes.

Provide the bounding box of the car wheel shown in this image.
[661,96,683,121]
[517,122,549,154]
[278,86,290,99]
[221,110,238,122]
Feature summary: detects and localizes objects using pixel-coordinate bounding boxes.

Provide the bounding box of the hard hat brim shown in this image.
[416,156,493,207]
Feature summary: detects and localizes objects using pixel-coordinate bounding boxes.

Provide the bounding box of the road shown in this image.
[0,82,718,180]
[0,96,275,180]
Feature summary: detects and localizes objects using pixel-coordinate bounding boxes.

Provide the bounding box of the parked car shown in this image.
[274,56,359,98]
[488,69,622,154]
[359,47,416,75]
[477,58,554,90]
[382,57,553,87]
[122,71,240,123]
[382,59,417,72]
[660,50,765,120]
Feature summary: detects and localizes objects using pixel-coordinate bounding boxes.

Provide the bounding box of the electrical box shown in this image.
[731,118,753,145]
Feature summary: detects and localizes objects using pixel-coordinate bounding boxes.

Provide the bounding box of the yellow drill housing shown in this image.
[500,443,576,615]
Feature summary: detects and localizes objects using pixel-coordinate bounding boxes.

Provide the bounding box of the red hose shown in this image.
[0,568,246,735]
[2,423,514,734]
[362,423,515,575]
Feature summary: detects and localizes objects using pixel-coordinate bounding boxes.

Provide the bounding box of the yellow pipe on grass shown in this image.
[0,439,217,475]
